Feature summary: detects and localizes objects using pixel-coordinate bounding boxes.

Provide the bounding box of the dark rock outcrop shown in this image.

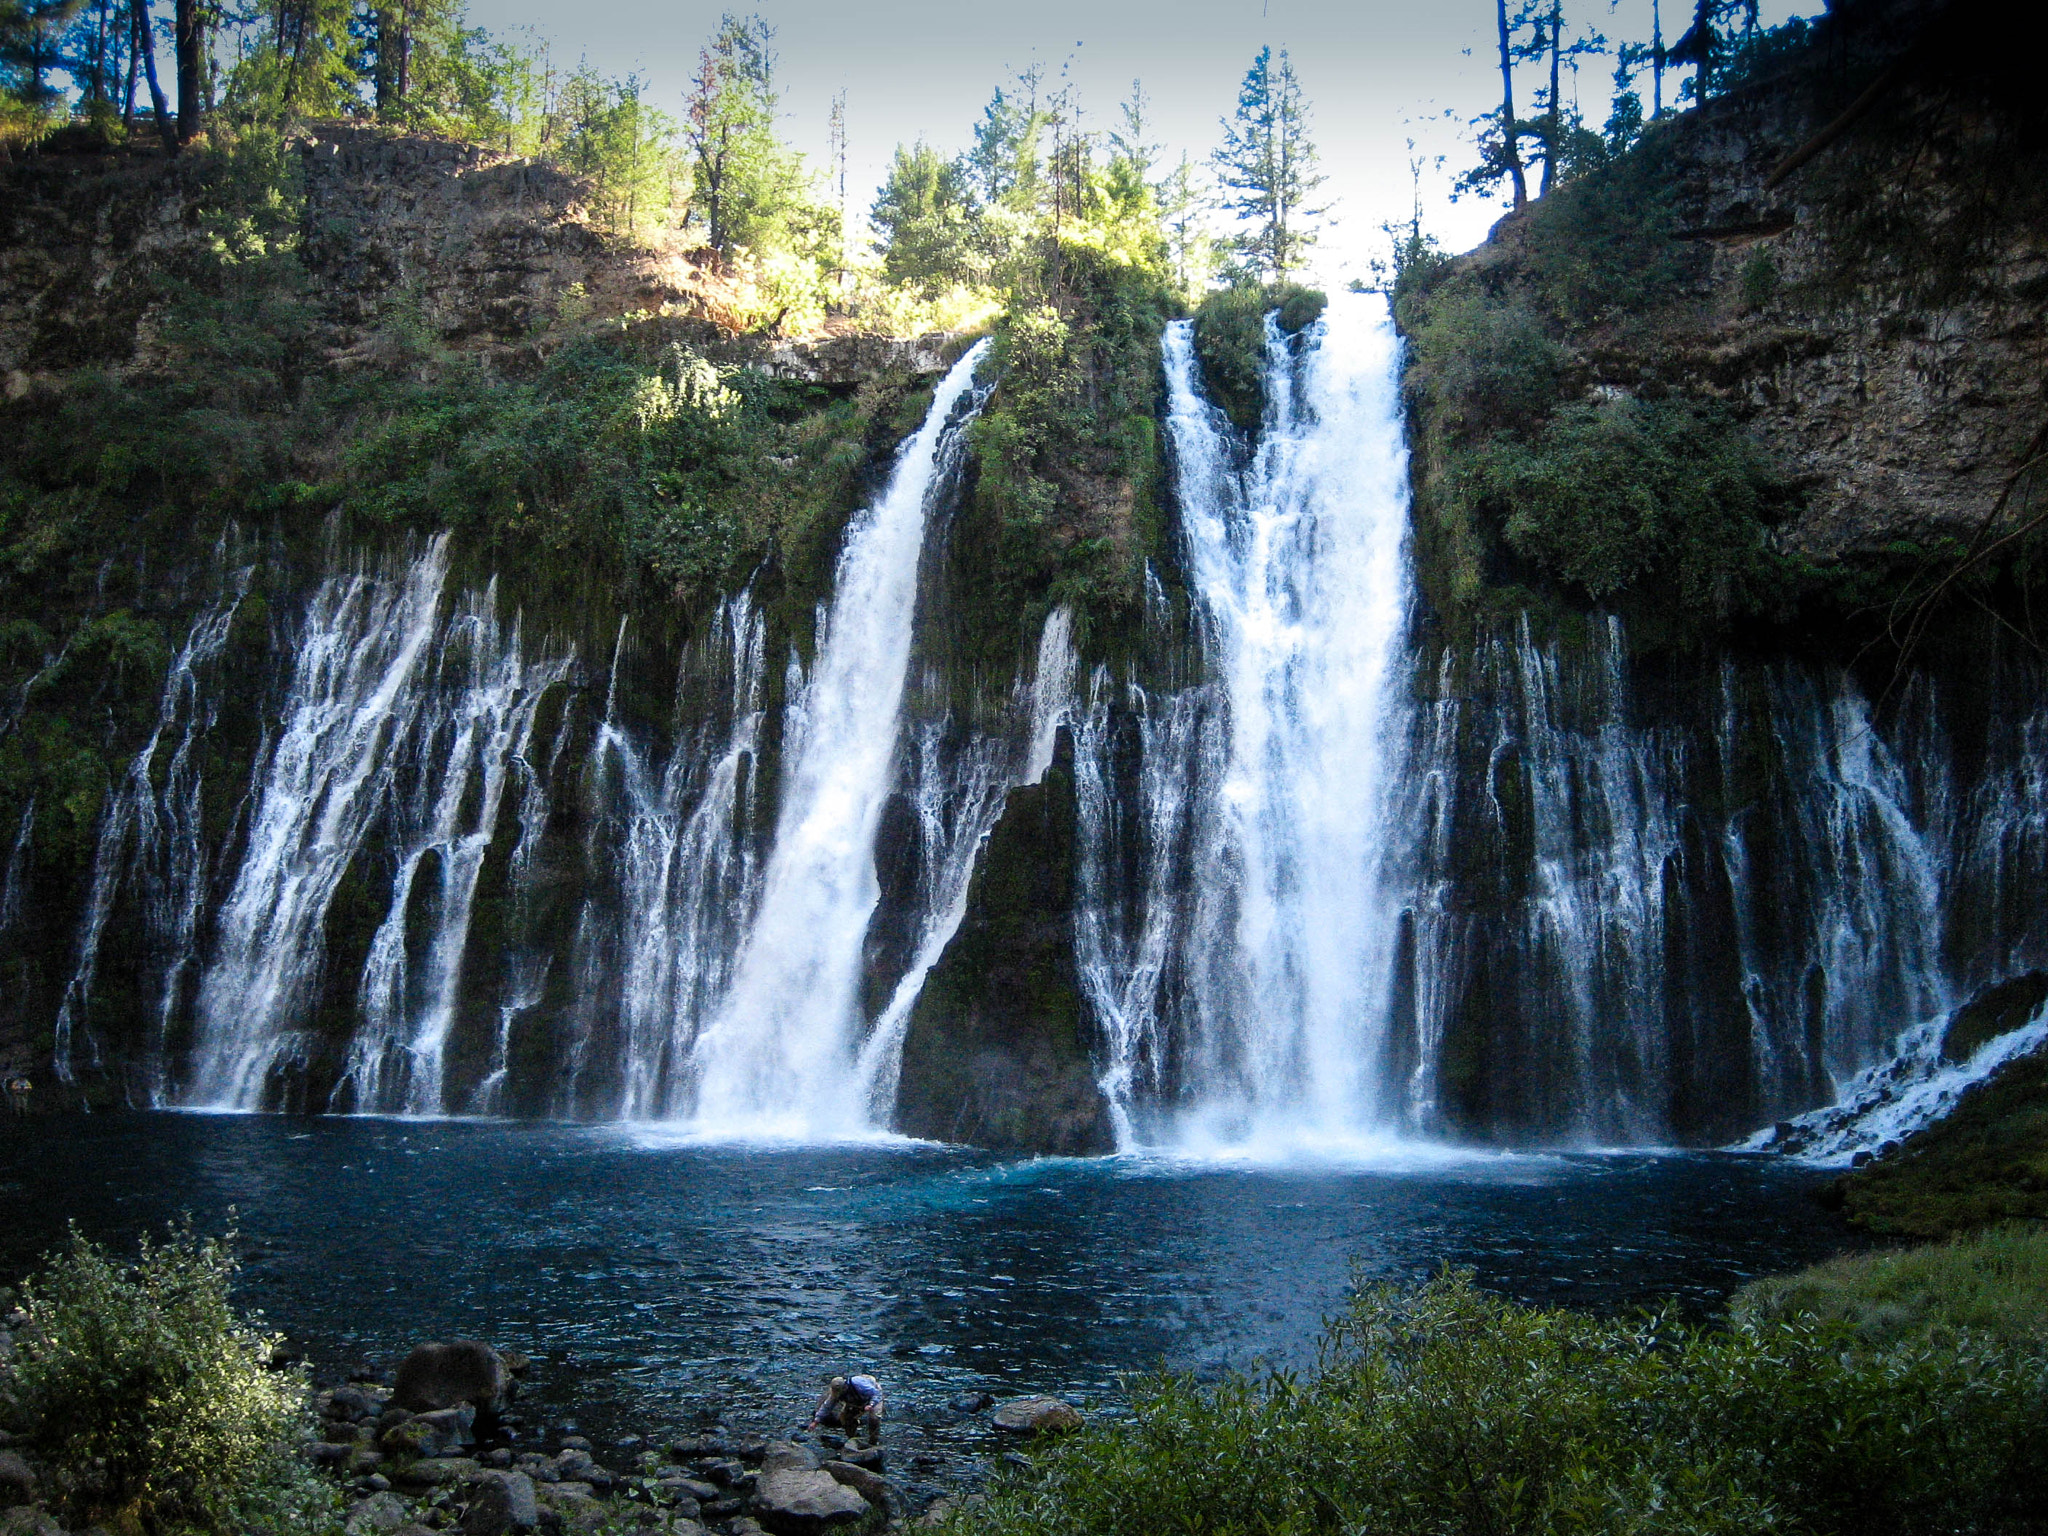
[392,1340,509,1413]
[893,735,1114,1155]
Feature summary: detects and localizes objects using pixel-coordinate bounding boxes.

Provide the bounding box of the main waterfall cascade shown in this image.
[26,295,2048,1146]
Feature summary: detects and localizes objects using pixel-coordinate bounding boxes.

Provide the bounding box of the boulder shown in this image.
[0,1509,62,1536]
[382,1405,476,1458]
[820,1461,887,1511]
[462,1470,539,1536]
[948,1391,994,1414]
[307,1441,355,1468]
[991,1396,1083,1434]
[751,1444,868,1536]
[0,1452,36,1508]
[391,1457,482,1489]
[328,1384,385,1422]
[393,1341,510,1413]
[345,1491,416,1535]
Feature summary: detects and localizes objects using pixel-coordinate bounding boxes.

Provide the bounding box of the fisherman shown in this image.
[807,1372,884,1446]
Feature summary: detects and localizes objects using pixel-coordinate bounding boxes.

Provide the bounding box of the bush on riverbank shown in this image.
[956,1270,2048,1536]
[1,1223,334,1534]
[1734,1224,2048,1347]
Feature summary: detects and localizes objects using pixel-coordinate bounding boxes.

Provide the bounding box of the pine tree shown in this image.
[1212,45,1326,280]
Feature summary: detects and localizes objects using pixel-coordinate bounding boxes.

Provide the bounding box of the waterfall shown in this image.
[565,596,769,1120]
[679,342,992,1137]
[182,538,568,1112]
[52,570,249,1093]
[1114,297,1414,1150]
[332,587,571,1115]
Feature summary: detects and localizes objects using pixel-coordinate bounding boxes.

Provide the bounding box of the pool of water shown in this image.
[0,1115,1857,1455]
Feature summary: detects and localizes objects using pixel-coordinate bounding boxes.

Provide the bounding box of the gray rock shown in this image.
[650,1482,702,1518]
[462,1470,539,1535]
[394,1341,510,1413]
[557,1436,593,1453]
[345,1491,416,1534]
[757,1443,816,1475]
[392,1456,483,1489]
[514,1454,560,1484]
[702,1457,749,1486]
[751,1457,868,1535]
[0,1451,35,1508]
[948,1391,994,1414]
[329,1383,385,1422]
[383,1405,476,1458]
[991,1396,1083,1434]
[820,1461,887,1511]
[0,1509,62,1536]
[836,1446,883,1471]
[669,1478,718,1502]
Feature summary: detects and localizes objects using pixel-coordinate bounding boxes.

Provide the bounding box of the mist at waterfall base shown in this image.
[0,1115,1853,1445]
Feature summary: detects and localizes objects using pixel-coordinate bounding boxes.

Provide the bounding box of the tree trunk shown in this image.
[1652,0,1664,115]
[1541,0,1561,196]
[134,0,177,154]
[173,0,201,143]
[123,0,141,132]
[1494,0,1528,209]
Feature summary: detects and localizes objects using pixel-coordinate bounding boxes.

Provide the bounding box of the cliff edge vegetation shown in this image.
[1393,0,2048,653]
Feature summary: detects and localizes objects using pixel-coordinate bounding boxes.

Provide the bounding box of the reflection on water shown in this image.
[0,1115,1855,1446]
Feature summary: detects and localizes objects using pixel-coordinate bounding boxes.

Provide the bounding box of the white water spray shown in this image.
[681,342,991,1137]
[1143,296,1416,1150]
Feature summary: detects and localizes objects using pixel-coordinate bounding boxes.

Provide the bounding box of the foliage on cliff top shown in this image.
[953,240,1178,671]
[955,1268,2048,1536]
[3,1223,335,1534]
[1393,127,1801,645]
[1736,1224,2048,1348]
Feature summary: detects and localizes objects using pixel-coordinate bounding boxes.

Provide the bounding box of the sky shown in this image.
[465,0,1807,284]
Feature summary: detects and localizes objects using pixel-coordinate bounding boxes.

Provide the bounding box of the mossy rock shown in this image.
[1192,282,1327,432]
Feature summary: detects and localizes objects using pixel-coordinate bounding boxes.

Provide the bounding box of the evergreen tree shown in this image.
[0,0,82,120]
[870,139,977,294]
[1212,45,1326,280]
[684,12,807,255]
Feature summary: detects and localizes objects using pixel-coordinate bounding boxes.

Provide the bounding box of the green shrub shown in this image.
[4,1223,334,1534]
[1472,396,1797,622]
[954,1270,2048,1536]
[1736,1225,2048,1346]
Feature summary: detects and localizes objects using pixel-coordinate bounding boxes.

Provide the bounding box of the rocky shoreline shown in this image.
[300,1342,1078,1536]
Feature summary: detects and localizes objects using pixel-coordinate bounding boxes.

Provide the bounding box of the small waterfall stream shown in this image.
[680,342,992,1137]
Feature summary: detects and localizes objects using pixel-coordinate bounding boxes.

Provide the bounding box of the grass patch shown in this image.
[1735,1224,2048,1347]
[952,1269,2048,1536]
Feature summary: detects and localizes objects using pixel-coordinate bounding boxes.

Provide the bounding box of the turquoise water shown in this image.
[0,1115,1854,1455]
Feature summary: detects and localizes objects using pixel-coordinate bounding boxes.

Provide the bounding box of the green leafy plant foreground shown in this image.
[952,1270,2048,1536]
[2,1224,334,1535]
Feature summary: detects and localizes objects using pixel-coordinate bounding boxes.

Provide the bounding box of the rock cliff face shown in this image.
[893,739,1115,1155]
[1455,0,2045,564]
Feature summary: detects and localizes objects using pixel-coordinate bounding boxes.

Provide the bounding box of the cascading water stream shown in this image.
[182,538,569,1112]
[1129,296,1415,1151]
[679,342,992,1137]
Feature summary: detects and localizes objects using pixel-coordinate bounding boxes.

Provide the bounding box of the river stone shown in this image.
[751,1447,867,1536]
[821,1461,887,1510]
[991,1396,1083,1434]
[393,1456,482,1489]
[0,1451,36,1507]
[328,1383,384,1422]
[308,1440,354,1467]
[462,1470,539,1536]
[514,1454,561,1484]
[345,1491,415,1534]
[393,1340,510,1412]
[384,1405,476,1458]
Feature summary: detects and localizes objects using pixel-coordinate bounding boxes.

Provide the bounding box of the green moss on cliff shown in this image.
[893,744,1113,1156]
[1735,1224,2048,1346]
